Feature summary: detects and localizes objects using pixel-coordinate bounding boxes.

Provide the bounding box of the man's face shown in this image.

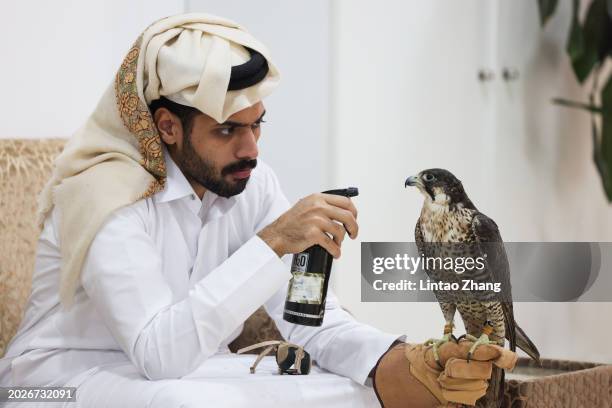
[168,102,265,198]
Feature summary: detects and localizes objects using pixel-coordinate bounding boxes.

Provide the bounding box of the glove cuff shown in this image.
[373,343,442,408]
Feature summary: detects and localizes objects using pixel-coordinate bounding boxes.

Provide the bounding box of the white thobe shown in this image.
[0,152,404,407]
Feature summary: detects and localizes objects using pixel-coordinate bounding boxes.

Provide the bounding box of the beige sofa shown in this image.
[0,138,282,358]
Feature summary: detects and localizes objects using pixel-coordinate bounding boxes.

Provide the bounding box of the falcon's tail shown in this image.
[514,323,541,364]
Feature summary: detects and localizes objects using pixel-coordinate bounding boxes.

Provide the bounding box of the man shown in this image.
[0,13,515,407]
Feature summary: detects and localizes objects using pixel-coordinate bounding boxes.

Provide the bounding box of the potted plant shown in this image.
[539,0,612,200]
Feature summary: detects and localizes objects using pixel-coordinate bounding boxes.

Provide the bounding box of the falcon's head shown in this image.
[405,168,474,210]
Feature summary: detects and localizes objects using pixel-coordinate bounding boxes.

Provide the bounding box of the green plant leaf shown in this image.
[567,0,583,59]
[538,0,559,26]
[597,114,612,201]
[603,12,612,58]
[584,1,610,56]
[569,0,609,83]
[567,0,585,69]
[552,98,603,113]
[592,74,612,201]
[603,73,612,110]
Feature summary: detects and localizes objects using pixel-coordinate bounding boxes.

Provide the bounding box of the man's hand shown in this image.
[257,193,358,258]
[373,339,517,407]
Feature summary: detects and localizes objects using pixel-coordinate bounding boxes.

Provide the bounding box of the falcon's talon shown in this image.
[425,333,455,368]
[466,332,493,363]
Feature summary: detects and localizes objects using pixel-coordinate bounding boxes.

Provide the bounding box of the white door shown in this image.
[330,0,497,338]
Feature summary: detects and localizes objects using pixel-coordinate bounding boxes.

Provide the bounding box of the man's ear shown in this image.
[153,108,183,146]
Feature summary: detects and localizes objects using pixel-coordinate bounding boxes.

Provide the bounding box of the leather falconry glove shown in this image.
[373,339,517,407]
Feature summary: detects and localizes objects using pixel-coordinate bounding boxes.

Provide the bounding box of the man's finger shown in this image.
[438,375,488,406]
[458,342,517,370]
[439,374,489,391]
[436,341,517,370]
[321,194,358,218]
[491,349,518,369]
[444,358,492,380]
[322,206,358,238]
[312,217,346,246]
[326,221,346,246]
[454,341,505,361]
[316,231,341,258]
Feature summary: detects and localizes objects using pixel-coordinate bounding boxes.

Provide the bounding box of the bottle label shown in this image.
[287,272,324,304]
[291,253,309,273]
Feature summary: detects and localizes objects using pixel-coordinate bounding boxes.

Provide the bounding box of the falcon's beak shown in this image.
[405,175,422,188]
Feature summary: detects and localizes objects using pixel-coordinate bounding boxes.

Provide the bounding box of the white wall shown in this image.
[330,0,612,363]
[494,0,612,364]
[329,0,497,351]
[0,0,328,204]
[0,1,183,140]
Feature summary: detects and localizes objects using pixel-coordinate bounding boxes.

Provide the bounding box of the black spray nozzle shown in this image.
[322,187,359,197]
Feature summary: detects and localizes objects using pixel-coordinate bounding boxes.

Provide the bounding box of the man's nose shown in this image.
[235,127,259,159]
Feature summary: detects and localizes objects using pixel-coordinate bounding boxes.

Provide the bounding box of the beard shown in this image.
[173,135,257,198]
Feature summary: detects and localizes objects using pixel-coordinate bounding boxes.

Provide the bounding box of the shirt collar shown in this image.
[154,146,197,204]
[153,146,238,220]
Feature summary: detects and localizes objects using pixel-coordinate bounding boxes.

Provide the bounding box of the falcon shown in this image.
[405,169,540,407]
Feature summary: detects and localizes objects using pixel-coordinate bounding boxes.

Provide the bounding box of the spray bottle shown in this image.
[283,187,359,326]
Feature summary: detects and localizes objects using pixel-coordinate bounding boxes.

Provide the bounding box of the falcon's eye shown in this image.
[422,173,436,182]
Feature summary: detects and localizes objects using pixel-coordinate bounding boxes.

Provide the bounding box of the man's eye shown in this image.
[252,119,266,129]
[218,127,234,136]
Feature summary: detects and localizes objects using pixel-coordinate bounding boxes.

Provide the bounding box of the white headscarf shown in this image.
[37,13,280,306]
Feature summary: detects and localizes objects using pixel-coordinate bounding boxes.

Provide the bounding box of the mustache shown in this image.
[222,159,257,176]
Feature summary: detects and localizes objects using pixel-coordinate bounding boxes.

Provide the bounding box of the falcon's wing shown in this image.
[471,212,516,349]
